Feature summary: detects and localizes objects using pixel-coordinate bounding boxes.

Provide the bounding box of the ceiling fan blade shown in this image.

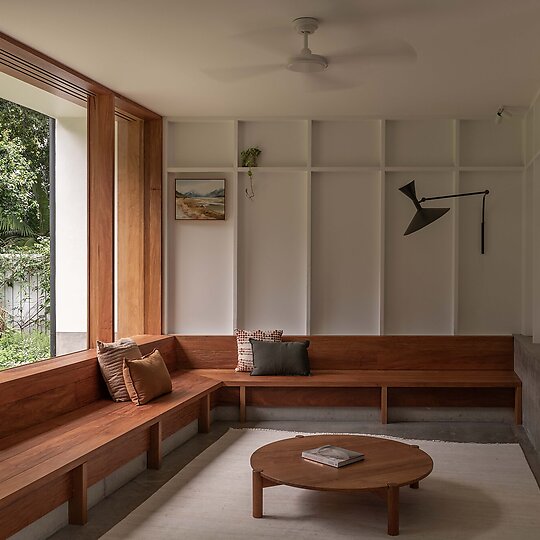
[330,39,417,66]
[203,64,282,82]
[301,72,360,93]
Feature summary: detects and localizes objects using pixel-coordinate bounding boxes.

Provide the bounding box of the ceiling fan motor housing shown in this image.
[293,17,319,35]
[288,17,328,72]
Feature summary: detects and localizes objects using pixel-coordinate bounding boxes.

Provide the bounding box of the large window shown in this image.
[0,98,51,369]
[0,78,88,370]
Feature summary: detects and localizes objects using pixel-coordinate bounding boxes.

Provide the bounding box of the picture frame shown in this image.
[175,178,225,220]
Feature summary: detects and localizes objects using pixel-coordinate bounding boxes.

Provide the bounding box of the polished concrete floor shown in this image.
[50,420,540,540]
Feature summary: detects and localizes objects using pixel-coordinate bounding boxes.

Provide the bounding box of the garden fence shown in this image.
[0,253,49,334]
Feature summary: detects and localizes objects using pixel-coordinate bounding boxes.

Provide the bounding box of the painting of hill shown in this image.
[175,179,225,220]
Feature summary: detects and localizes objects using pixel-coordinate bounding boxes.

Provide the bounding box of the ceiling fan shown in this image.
[286,17,329,73]
[204,17,417,91]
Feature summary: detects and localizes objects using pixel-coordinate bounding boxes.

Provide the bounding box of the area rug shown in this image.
[101,429,540,539]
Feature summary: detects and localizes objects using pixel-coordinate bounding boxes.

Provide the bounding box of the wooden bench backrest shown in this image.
[174,335,514,371]
[0,335,177,438]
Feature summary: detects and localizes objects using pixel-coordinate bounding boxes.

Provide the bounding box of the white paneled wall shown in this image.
[310,172,380,334]
[165,117,524,336]
[385,171,455,334]
[237,171,308,334]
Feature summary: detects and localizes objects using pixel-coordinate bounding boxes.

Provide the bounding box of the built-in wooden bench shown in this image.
[0,333,522,538]
[175,335,522,425]
[190,369,522,424]
[0,335,221,538]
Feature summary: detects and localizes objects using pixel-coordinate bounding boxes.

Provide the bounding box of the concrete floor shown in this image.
[50,420,540,540]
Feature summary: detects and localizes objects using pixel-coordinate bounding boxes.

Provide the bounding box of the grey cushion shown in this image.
[250,339,310,376]
[97,338,142,401]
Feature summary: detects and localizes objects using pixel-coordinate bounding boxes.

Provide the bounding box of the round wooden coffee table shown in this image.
[250,434,433,536]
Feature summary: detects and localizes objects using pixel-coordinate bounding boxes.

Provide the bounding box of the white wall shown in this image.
[55,117,87,347]
[165,117,524,336]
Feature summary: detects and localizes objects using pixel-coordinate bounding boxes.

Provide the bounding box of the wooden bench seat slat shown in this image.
[187,369,521,388]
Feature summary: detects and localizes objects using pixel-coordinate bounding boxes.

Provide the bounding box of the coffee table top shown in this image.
[250,434,433,491]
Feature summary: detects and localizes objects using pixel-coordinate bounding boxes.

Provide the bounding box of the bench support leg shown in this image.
[69,463,88,525]
[240,386,246,423]
[148,421,162,470]
[199,394,211,433]
[381,386,388,424]
[515,385,522,425]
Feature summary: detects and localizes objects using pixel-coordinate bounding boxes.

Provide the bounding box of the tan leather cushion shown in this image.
[122,349,172,405]
[97,338,142,402]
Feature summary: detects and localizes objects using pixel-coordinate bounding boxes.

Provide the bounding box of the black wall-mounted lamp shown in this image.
[399,181,489,254]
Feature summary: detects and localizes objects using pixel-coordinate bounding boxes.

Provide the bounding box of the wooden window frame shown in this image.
[0,30,163,349]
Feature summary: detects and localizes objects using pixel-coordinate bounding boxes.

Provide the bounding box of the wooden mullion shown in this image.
[143,119,163,334]
[87,93,115,346]
[117,119,145,337]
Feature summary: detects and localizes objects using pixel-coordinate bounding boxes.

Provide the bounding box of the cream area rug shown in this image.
[101,429,540,539]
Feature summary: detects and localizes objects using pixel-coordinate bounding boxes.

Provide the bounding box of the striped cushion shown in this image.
[97,338,142,402]
[234,329,283,372]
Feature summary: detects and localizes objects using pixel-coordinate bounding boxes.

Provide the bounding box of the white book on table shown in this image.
[302,445,365,468]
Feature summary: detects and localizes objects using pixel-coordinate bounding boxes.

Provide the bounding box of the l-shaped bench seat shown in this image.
[0,334,521,538]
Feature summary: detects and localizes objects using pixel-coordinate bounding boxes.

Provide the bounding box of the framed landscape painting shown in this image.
[175,178,225,220]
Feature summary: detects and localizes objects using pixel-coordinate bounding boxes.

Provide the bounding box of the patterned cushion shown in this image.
[234,329,283,372]
[97,338,142,402]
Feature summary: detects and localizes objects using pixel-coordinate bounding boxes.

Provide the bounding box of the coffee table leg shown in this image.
[253,470,263,518]
[387,484,399,536]
[410,481,419,489]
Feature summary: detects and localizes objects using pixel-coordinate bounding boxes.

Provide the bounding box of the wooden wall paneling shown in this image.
[87,93,115,345]
[117,119,145,337]
[174,335,514,370]
[175,336,238,369]
[144,119,163,335]
[138,335,177,371]
[0,336,173,438]
[0,383,89,438]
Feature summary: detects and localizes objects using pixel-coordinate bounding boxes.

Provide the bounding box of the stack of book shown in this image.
[302,445,364,468]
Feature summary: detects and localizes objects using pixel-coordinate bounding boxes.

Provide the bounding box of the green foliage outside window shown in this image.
[0,98,51,369]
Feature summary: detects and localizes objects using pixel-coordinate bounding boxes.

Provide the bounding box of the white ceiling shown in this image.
[1,0,540,118]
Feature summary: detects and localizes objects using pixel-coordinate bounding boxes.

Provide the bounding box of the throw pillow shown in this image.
[250,340,311,376]
[122,349,173,406]
[97,337,142,402]
[234,329,283,372]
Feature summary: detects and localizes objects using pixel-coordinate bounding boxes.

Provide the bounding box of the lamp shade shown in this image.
[399,180,450,235]
[404,207,450,235]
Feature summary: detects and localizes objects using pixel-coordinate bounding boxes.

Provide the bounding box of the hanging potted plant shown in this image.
[241,147,261,200]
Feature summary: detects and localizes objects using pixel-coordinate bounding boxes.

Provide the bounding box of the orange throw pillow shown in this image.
[122,349,172,405]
